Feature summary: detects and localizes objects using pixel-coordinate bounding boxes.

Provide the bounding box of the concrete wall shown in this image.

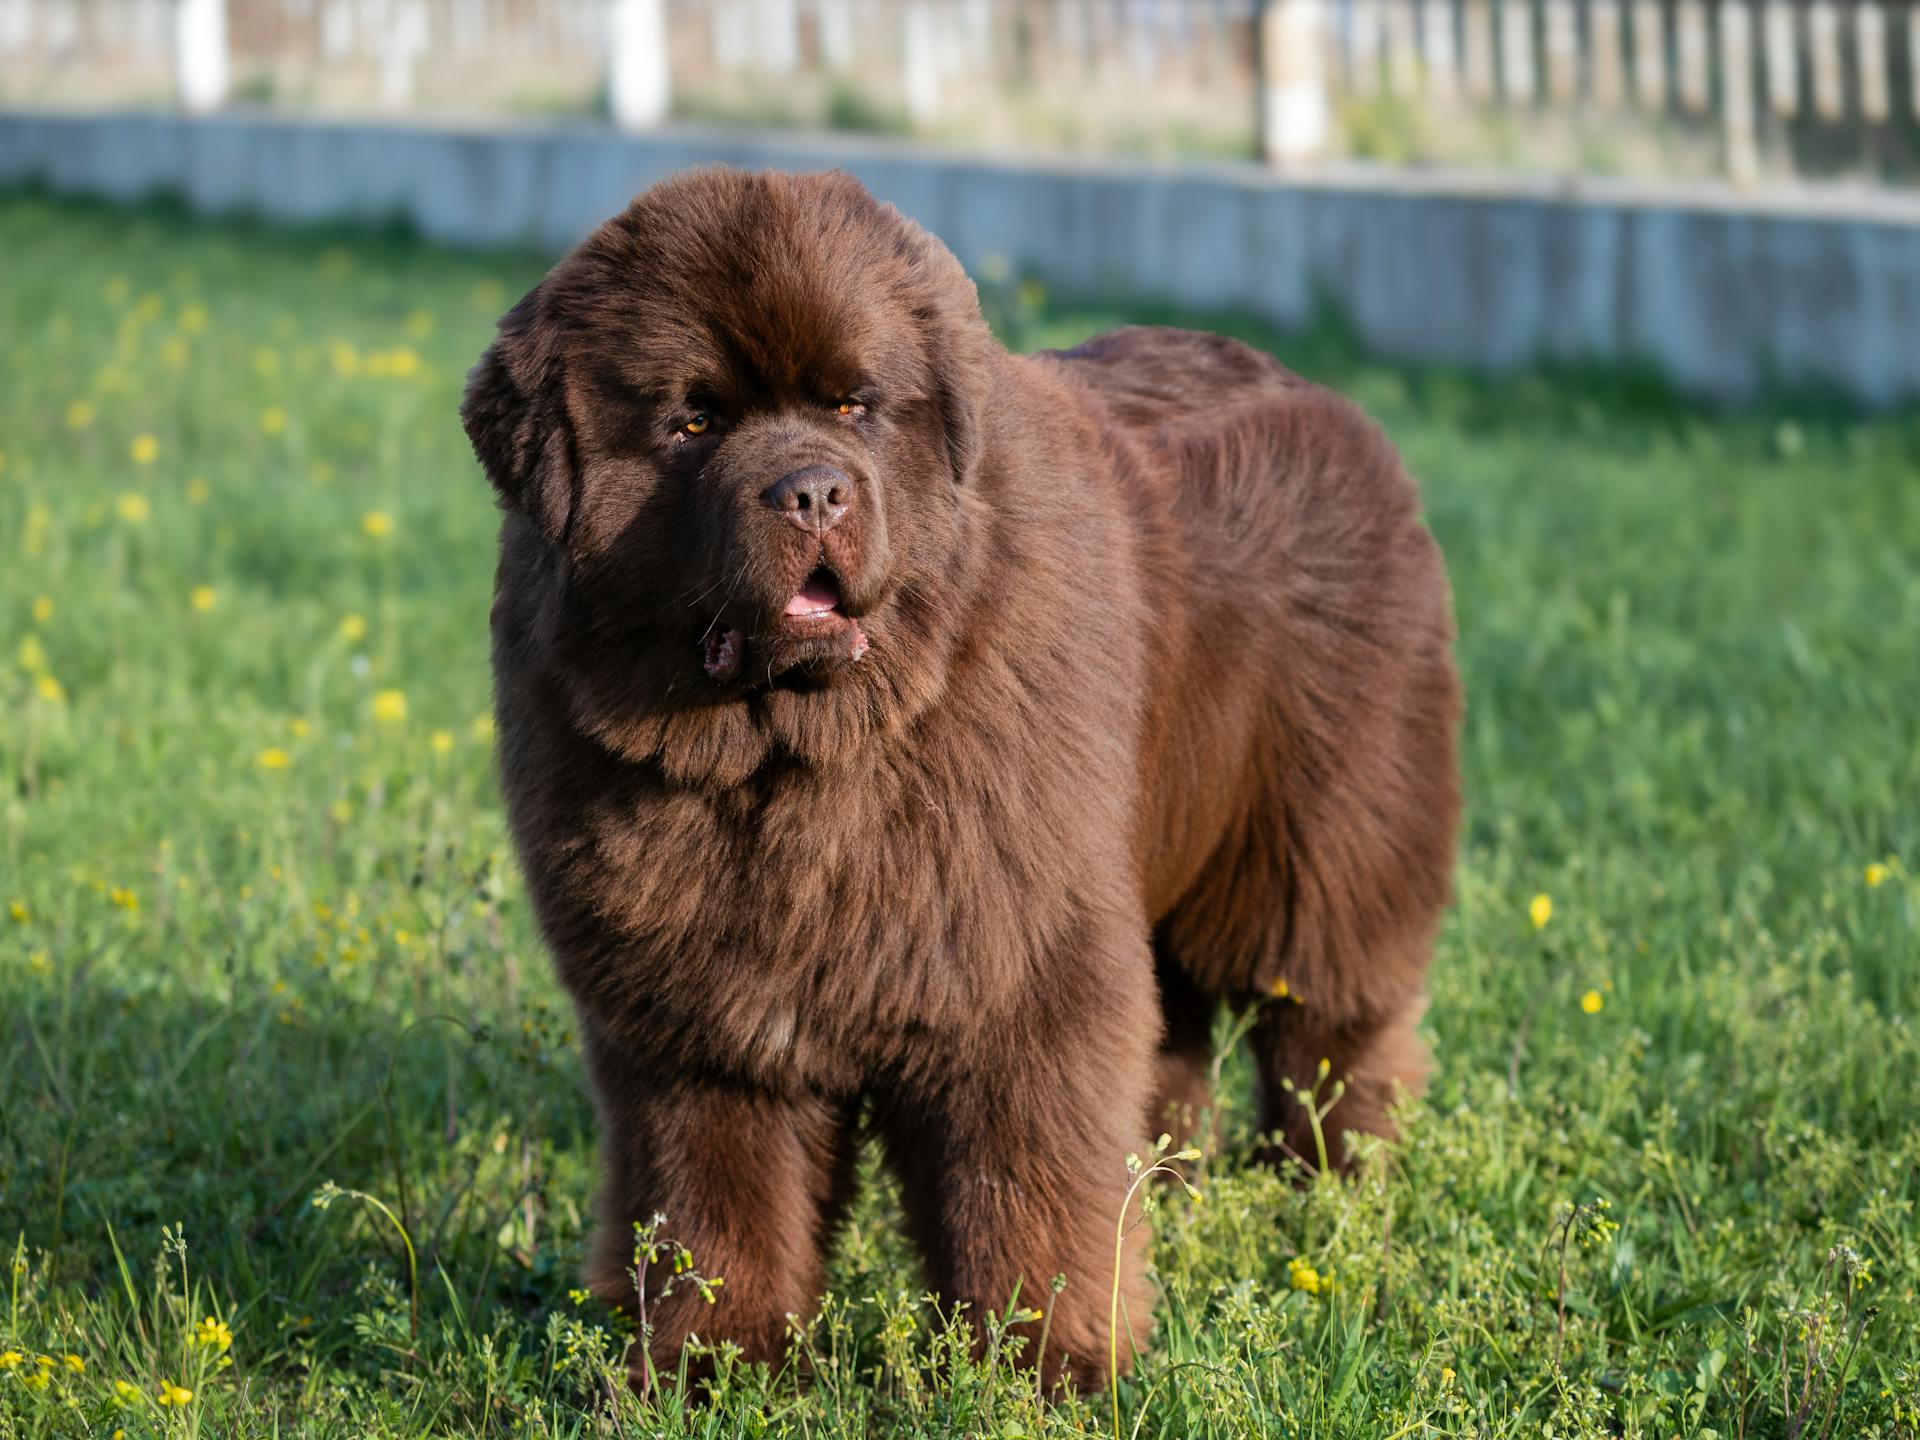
[5,108,1920,406]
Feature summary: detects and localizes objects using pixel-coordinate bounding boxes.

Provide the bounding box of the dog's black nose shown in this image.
[763,466,851,535]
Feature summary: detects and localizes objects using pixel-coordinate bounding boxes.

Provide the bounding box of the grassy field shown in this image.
[1,193,1917,1440]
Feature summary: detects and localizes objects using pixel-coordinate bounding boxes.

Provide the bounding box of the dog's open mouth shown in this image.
[784,565,843,619]
[702,565,869,683]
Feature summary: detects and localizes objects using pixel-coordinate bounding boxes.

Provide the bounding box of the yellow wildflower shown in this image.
[32,594,54,623]
[17,633,47,672]
[1268,975,1289,999]
[384,346,420,378]
[372,689,407,724]
[109,885,139,913]
[260,404,289,437]
[8,901,25,922]
[290,717,311,738]
[339,612,368,643]
[1529,893,1553,930]
[129,433,159,465]
[20,1367,50,1391]
[0,1350,21,1369]
[66,400,95,430]
[179,301,209,334]
[62,1354,83,1373]
[1287,1256,1324,1295]
[190,584,218,613]
[113,1378,142,1403]
[1864,862,1889,888]
[163,337,189,368]
[186,476,211,504]
[156,1379,194,1407]
[36,674,66,704]
[361,509,394,539]
[470,712,495,742]
[27,951,49,975]
[258,747,291,771]
[1580,989,1604,1014]
[430,729,455,754]
[194,1316,233,1352]
[116,491,151,524]
[330,341,361,377]
[252,346,281,377]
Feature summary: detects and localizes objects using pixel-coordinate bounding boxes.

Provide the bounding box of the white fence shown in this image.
[0,0,1915,180]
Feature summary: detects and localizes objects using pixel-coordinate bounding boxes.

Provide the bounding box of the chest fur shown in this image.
[519,722,1129,1091]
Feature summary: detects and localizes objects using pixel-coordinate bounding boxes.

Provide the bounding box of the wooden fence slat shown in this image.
[176,0,231,109]
[608,0,670,125]
[1763,0,1797,114]
[1260,0,1333,164]
[1630,0,1665,106]
[1720,0,1758,180]
[1857,0,1889,120]
[1543,0,1578,99]
[1423,0,1460,97]
[1499,0,1536,101]
[1385,0,1419,95]
[1349,0,1383,93]
[1590,0,1625,105]
[903,0,938,121]
[1912,5,1920,118]
[1808,0,1843,118]
[1676,0,1710,111]
[1462,0,1496,96]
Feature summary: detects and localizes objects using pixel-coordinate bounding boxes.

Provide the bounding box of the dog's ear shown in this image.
[884,205,992,488]
[933,350,986,488]
[461,288,576,542]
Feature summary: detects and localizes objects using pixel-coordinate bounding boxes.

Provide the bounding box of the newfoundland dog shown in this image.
[462,167,1459,1390]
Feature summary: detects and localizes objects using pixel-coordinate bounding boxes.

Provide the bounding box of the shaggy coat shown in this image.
[462,167,1460,1391]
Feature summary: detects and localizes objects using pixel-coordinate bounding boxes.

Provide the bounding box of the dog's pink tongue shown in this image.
[785,574,841,617]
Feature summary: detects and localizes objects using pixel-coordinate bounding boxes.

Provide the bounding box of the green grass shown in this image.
[2,193,1918,1440]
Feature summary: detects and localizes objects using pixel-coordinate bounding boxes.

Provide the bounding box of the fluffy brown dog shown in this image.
[462,167,1459,1390]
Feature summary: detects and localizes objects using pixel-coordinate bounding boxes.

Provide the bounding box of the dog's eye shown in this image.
[835,400,865,418]
[682,413,711,436]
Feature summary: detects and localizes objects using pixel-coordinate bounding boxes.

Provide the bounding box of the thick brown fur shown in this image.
[461,168,1461,1393]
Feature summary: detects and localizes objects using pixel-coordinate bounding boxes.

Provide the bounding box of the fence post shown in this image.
[175,0,229,112]
[606,0,671,129]
[1720,0,1758,182]
[904,1,941,127]
[1258,0,1332,167]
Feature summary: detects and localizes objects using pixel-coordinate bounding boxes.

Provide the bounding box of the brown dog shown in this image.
[462,167,1459,1391]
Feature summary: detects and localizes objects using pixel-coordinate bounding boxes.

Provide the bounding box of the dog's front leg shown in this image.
[580,1019,859,1389]
[876,914,1161,1394]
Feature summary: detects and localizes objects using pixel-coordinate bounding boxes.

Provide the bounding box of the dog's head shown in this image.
[463,169,997,785]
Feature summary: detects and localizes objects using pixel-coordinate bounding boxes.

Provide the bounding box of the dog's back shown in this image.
[1048,323,1462,1160]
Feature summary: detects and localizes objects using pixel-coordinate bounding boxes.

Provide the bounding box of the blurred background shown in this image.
[4,0,1919,180]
